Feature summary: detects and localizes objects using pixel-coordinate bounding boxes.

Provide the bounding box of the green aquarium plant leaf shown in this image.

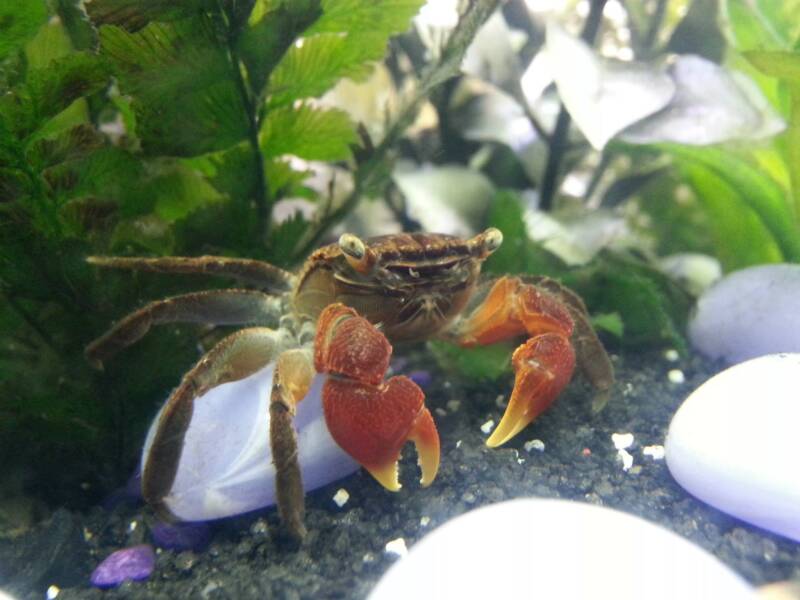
[238,0,322,97]
[1,52,109,139]
[99,19,250,156]
[84,0,210,31]
[260,104,357,161]
[677,161,785,270]
[664,144,800,262]
[429,340,515,382]
[0,0,48,61]
[745,49,800,226]
[565,254,691,353]
[266,0,424,107]
[483,189,566,277]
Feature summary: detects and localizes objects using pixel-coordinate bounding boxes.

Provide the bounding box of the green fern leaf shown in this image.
[266,0,423,107]
[0,0,48,61]
[260,104,356,161]
[99,19,249,156]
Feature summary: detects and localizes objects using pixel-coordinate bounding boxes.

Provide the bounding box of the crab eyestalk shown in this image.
[339,233,377,274]
[469,227,503,259]
[314,303,440,490]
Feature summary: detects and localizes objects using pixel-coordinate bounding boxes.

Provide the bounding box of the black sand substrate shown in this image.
[2,348,799,599]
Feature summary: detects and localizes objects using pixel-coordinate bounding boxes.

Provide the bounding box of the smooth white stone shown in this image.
[666,354,800,542]
[142,365,358,521]
[689,264,800,364]
[368,499,755,600]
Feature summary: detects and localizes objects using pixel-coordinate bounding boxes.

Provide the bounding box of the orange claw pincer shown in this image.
[314,303,440,491]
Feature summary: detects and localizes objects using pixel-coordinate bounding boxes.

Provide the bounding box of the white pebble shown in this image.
[668,369,685,384]
[127,520,138,533]
[420,516,431,527]
[46,585,60,599]
[617,449,634,471]
[435,408,447,417]
[524,439,546,453]
[612,432,634,450]
[332,488,350,507]
[664,349,680,362]
[368,499,757,599]
[480,419,495,434]
[495,394,507,408]
[666,353,800,542]
[385,537,408,557]
[456,440,462,449]
[643,445,665,460]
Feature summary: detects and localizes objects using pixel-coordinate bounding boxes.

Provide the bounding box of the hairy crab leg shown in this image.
[453,276,602,447]
[314,304,440,491]
[87,255,295,292]
[85,289,282,368]
[142,327,294,518]
[269,348,316,540]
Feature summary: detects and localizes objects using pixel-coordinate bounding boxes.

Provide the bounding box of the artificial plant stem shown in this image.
[293,0,502,259]
[539,0,608,212]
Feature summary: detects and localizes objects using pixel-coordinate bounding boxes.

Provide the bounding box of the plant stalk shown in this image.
[539,0,608,212]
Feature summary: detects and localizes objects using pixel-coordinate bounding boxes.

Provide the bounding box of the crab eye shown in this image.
[338,233,376,274]
[483,228,503,253]
[339,233,366,260]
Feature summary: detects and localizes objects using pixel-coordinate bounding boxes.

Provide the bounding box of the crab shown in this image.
[86,228,613,539]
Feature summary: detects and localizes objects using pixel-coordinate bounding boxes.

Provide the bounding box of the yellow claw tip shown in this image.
[366,462,402,492]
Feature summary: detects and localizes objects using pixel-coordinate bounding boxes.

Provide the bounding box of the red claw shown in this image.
[315,304,440,490]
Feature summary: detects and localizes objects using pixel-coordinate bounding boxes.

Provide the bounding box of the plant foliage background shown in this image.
[1,0,798,513]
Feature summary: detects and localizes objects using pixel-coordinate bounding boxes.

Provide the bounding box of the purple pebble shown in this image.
[91,544,155,588]
[151,521,211,551]
[408,370,432,389]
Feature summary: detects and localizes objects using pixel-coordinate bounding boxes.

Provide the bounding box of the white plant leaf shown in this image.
[621,55,786,145]
[462,11,524,92]
[393,163,494,236]
[545,22,675,150]
[524,208,634,266]
[450,78,537,150]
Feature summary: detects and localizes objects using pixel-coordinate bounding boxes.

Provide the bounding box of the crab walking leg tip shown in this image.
[408,407,440,486]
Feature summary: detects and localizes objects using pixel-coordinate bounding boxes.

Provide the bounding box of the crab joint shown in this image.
[315,304,440,490]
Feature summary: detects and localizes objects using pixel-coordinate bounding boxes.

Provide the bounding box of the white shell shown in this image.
[689,264,800,364]
[368,499,755,600]
[666,353,800,542]
[142,365,358,521]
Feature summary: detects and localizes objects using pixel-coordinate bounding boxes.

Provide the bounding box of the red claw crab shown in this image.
[86,228,613,539]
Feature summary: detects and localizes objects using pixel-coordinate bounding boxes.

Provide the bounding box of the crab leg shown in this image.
[142,327,293,517]
[314,304,440,491]
[455,276,582,447]
[269,348,316,540]
[87,255,295,292]
[86,290,282,368]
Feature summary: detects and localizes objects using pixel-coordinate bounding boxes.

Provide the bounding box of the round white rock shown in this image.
[688,264,800,364]
[368,499,756,600]
[666,353,800,542]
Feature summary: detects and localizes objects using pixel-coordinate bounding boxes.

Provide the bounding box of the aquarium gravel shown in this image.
[1,348,799,599]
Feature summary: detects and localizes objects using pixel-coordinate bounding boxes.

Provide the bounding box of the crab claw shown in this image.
[487,333,575,448]
[315,303,440,490]
[323,377,440,490]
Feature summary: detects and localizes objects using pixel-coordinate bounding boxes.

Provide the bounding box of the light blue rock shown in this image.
[141,364,359,521]
[689,264,800,364]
